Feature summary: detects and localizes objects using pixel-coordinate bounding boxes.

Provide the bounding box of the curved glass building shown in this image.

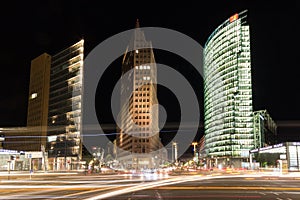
[203,10,255,167]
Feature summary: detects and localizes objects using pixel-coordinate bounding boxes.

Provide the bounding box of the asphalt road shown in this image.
[109,176,300,200]
[1,171,300,199]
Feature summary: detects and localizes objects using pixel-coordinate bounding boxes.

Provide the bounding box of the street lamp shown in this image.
[172,141,178,165]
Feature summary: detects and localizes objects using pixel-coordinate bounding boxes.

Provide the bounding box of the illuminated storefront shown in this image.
[0,149,45,171]
[250,142,300,171]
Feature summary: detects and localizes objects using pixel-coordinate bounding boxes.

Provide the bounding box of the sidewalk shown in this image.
[0,170,80,180]
[168,168,300,177]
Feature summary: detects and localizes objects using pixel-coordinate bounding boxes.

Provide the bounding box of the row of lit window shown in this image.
[205,112,253,128]
[134,93,150,97]
[135,104,150,108]
[205,125,253,139]
[205,78,238,96]
[206,24,241,51]
[205,18,242,50]
[52,46,82,66]
[206,138,254,148]
[205,72,236,92]
[50,73,81,92]
[134,87,150,91]
[51,56,82,75]
[135,98,150,102]
[134,115,150,119]
[205,62,238,84]
[135,65,151,70]
[133,139,150,145]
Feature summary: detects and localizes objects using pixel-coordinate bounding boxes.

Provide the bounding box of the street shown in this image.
[0,171,300,199]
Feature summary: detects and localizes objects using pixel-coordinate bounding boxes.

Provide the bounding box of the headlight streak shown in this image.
[83,174,266,200]
[1,178,157,184]
[0,174,271,200]
[0,173,170,199]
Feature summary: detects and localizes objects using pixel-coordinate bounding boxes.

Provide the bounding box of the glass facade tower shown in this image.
[47,40,84,170]
[253,110,277,148]
[203,10,254,167]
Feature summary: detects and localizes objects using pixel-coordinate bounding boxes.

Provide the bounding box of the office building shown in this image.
[47,40,84,170]
[2,53,51,152]
[116,20,166,169]
[253,109,277,147]
[203,10,254,167]
[27,53,51,151]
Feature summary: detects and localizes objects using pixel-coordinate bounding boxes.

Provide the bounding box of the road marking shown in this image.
[155,190,162,199]
[154,186,300,191]
[47,186,117,199]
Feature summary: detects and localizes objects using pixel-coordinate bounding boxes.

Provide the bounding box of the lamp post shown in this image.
[192,142,198,168]
[172,141,178,165]
[192,142,198,160]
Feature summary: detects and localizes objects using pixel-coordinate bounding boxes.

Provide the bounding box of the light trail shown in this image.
[82,174,273,200]
[83,176,206,200]
[49,186,121,199]
[0,187,117,200]
[1,178,155,184]
[1,174,299,199]
[0,183,139,189]
[154,186,300,190]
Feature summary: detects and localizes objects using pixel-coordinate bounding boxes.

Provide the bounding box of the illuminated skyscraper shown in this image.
[117,20,166,169]
[47,40,84,170]
[203,10,254,167]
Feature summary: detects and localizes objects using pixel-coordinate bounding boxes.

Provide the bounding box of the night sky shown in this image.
[0,0,299,143]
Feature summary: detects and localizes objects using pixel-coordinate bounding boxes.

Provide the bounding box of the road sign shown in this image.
[25,151,42,158]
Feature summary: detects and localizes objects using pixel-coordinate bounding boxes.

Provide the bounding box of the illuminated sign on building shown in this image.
[274,143,284,148]
[0,149,18,154]
[260,146,273,151]
[250,143,284,153]
[229,13,239,22]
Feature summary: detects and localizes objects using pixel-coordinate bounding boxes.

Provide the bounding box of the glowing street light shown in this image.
[192,142,198,159]
[172,141,178,165]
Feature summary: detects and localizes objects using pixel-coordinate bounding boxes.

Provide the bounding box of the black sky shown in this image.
[0,0,299,142]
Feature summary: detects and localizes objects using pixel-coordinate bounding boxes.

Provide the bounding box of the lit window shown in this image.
[30,93,37,99]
